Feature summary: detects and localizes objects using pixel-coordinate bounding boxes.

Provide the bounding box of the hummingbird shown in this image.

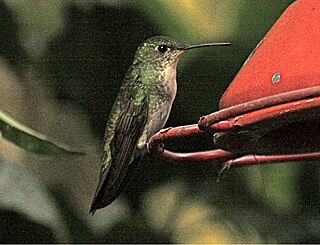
[90,36,230,214]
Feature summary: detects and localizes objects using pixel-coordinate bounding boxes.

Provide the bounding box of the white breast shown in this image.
[136,66,177,151]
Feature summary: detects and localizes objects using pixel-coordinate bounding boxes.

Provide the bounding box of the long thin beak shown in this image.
[177,42,230,51]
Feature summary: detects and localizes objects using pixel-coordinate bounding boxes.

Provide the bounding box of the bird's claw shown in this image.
[160,127,172,134]
[147,141,165,154]
[216,162,232,182]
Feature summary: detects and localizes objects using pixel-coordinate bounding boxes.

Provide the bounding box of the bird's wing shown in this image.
[90,85,148,213]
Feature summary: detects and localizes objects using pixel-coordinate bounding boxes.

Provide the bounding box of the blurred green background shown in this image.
[1,0,320,243]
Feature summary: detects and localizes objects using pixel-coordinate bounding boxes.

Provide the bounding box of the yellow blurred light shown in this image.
[163,0,241,40]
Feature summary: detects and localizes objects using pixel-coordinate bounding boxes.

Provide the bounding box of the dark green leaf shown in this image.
[0,109,85,156]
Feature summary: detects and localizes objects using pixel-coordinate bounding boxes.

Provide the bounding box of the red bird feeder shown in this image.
[148,0,320,167]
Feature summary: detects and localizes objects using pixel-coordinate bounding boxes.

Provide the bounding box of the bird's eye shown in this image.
[157,45,168,53]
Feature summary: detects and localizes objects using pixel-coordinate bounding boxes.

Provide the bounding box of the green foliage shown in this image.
[0,160,70,243]
[0,109,85,156]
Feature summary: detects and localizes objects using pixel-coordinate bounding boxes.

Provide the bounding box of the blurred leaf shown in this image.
[245,164,300,213]
[171,201,239,243]
[142,180,187,233]
[142,181,265,243]
[4,0,69,43]
[0,159,70,243]
[0,1,27,72]
[0,109,85,156]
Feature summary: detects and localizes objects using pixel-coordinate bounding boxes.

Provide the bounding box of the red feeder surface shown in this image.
[219,0,320,109]
[149,0,320,167]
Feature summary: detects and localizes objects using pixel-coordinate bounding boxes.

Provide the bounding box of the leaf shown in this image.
[0,159,71,243]
[0,109,85,156]
[245,164,300,212]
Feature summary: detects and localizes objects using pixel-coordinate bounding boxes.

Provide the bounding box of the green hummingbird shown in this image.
[90,36,230,214]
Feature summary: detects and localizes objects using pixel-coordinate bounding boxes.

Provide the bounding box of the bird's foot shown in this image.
[160,127,172,134]
[216,162,232,182]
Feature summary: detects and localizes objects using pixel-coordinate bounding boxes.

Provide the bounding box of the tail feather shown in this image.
[90,156,142,214]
